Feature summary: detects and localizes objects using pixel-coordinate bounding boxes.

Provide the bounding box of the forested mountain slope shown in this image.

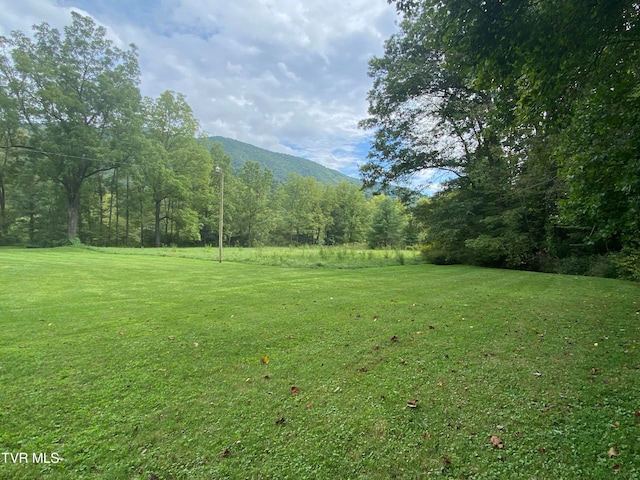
[209,136,360,185]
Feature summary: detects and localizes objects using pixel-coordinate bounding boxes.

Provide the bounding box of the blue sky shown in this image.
[0,0,401,180]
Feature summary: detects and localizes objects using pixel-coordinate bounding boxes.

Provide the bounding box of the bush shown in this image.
[613,245,640,281]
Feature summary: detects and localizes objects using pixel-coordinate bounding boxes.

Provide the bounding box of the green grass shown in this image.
[0,247,638,479]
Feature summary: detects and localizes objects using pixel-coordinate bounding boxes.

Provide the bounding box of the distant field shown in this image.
[0,247,638,479]
[84,245,421,268]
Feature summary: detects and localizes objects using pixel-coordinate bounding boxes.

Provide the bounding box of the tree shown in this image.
[276,174,328,245]
[362,0,639,272]
[0,12,141,241]
[325,182,371,244]
[232,161,274,247]
[367,195,407,248]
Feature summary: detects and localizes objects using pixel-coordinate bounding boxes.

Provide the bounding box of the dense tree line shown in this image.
[0,13,416,250]
[361,0,639,279]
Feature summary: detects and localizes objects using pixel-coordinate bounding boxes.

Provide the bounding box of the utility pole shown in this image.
[215,165,224,263]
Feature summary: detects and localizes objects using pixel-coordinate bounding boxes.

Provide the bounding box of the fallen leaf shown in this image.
[260,355,270,364]
[489,435,504,449]
[442,456,451,464]
[372,344,380,350]
[608,447,618,458]
[496,425,504,430]
[613,464,621,471]
[423,432,431,439]
[407,399,419,408]
[290,386,300,395]
[275,417,286,425]
[437,381,444,387]
[305,403,313,409]
[358,366,368,372]
[399,359,408,365]
[429,325,435,330]
[218,449,231,458]
[391,335,398,342]
[537,447,545,453]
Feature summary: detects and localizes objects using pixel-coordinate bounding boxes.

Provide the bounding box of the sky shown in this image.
[0,0,401,179]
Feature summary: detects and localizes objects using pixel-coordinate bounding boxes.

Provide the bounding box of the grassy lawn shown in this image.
[0,247,638,479]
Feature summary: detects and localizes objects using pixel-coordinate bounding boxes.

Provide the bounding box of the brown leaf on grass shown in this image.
[260,355,270,364]
[429,325,435,330]
[305,403,313,409]
[290,386,300,395]
[372,344,380,350]
[218,449,231,458]
[489,435,504,449]
[608,447,618,458]
[442,456,451,464]
[407,399,418,408]
[437,381,444,387]
[358,366,368,372]
[423,432,431,439]
[390,335,398,342]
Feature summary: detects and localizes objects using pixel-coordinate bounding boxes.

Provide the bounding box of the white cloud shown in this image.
[0,0,400,177]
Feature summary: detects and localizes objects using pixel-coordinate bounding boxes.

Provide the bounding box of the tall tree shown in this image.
[368,195,407,249]
[139,91,210,246]
[362,0,639,271]
[232,161,274,247]
[325,182,371,244]
[276,174,327,245]
[0,12,141,241]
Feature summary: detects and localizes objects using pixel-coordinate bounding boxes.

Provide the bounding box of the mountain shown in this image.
[209,136,361,186]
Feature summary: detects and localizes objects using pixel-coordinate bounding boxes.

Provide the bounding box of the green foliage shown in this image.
[367,196,407,249]
[0,12,142,241]
[1,248,638,478]
[362,0,639,278]
[613,244,640,282]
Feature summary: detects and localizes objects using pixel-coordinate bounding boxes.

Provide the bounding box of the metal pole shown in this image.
[218,168,224,263]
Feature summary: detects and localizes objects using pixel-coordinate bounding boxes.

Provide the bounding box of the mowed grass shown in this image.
[0,247,638,479]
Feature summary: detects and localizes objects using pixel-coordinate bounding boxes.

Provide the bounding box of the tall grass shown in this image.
[84,245,420,268]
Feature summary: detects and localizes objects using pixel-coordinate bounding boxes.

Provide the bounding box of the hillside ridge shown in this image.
[209,136,360,186]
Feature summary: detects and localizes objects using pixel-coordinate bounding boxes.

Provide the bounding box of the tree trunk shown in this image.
[67,190,81,241]
[0,171,5,240]
[155,199,161,247]
[125,174,130,247]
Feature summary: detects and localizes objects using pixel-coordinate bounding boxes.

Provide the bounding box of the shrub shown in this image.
[613,244,640,281]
